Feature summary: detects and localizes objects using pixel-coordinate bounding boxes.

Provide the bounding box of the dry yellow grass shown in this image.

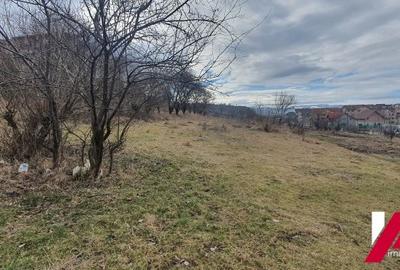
[1,114,400,269]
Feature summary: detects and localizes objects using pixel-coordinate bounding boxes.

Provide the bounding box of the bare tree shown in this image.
[254,101,264,116]
[0,2,84,166]
[11,0,239,178]
[165,69,203,115]
[274,91,296,124]
[254,101,267,123]
[384,125,396,142]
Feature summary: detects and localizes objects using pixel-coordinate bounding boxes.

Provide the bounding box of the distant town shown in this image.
[295,104,400,132]
[205,103,400,134]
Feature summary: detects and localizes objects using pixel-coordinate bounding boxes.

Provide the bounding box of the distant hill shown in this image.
[207,104,257,120]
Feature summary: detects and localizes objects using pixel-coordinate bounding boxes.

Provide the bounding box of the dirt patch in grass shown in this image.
[313,131,400,158]
[270,230,320,247]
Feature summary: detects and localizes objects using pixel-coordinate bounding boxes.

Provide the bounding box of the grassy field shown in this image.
[1,115,400,269]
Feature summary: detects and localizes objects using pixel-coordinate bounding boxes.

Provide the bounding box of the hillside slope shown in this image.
[1,115,399,269]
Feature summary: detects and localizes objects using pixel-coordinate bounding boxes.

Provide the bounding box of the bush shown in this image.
[0,109,50,162]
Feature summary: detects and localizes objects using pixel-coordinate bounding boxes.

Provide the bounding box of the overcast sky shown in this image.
[214,0,400,106]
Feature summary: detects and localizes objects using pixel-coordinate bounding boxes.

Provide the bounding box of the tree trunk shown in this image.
[49,99,61,168]
[89,129,104,178]
[51,124,61,168]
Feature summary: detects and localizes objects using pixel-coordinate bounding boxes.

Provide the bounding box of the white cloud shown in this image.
[215,0,400,106]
